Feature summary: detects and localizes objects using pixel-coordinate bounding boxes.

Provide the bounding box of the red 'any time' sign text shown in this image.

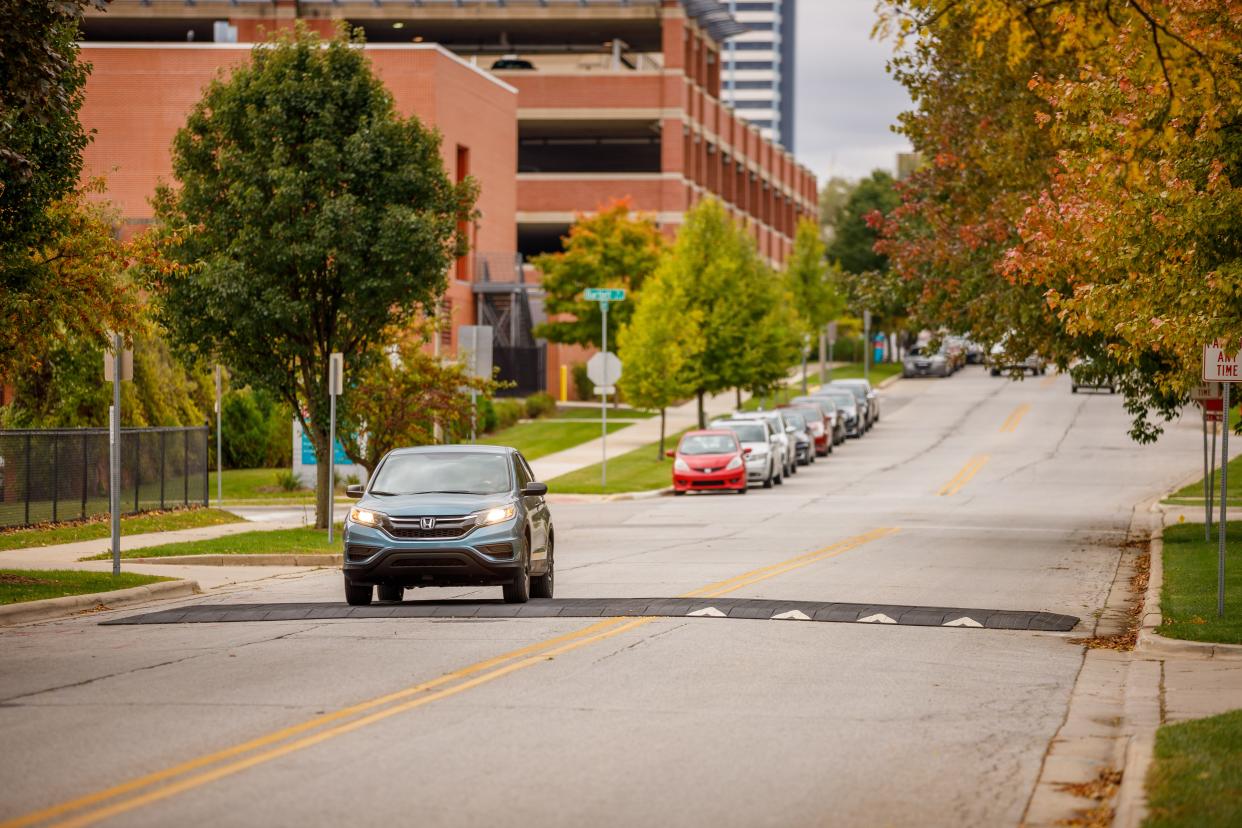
[1203,343,1242,382]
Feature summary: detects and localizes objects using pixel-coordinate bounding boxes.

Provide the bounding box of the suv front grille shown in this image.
[385,515,475,540]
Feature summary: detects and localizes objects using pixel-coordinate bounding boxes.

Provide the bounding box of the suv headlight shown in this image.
[474,504,516,527]
[674,458,691,473]
[349,507,384,527]
[725,455,743,470]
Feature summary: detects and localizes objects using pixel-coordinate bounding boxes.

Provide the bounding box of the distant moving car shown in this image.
[830,379,880,425]
[490,56,535,70]
[343,445,553,606]
[963,338,985,364]
[732,410,797,477]
[667,430,748,495]
[903,345,950,378]
[1070,359,1116,394]
[711,418,781,488]
[989,342,1047,376]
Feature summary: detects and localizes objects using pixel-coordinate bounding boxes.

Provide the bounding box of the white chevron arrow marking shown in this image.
[943,616,983,628]
[687,607,726,618]
[771,610,811,621]
[857,613,897,624]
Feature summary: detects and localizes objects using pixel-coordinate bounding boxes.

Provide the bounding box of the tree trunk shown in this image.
[658,408,666,460]
[696,392,705,429]
[309,426,332,529]
[735,387,742,409]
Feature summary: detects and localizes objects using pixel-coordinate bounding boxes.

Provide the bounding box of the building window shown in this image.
[729,80,775,90]
[727,60,775,71]
[733,100,773,110]
[439,299,453,347]
[733,2,776,10]
[733,40,775,51]
[455,144,470,281]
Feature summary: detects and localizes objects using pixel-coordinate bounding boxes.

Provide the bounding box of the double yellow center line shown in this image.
[7,527,898,828]
[938,455,989,497]
[999,403,1031,433]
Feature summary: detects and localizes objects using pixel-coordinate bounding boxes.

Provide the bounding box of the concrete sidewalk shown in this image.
[0,509,315,590]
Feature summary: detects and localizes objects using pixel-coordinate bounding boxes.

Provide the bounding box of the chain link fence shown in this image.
[0,426,209,529]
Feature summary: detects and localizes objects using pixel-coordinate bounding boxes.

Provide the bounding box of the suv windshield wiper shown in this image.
[368,490,397,496]
[402,489,489,496]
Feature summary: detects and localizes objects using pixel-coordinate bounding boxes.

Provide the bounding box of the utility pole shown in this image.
[109,334,122,576]
[601,299,609,489]
[328,353,343,544]
[215,365,223,506]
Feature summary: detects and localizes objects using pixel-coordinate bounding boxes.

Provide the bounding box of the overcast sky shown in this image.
[792,0,913,183]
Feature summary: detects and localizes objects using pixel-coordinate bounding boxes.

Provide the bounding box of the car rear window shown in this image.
[370,452,512,496]
[679,434,738,455]
[718,422,768,443]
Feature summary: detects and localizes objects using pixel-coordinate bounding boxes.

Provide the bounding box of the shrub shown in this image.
[572,363,594,400]
[523,392,556,419]
[274,470,303,492]
[221,389,268,469]
[493,399,524,431]
[477,398,497,433]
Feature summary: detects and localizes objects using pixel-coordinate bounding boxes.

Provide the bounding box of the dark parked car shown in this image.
[343,445,553,606]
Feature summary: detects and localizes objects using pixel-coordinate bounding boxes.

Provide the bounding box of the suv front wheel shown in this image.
[344,575,373,606]
[531,540,554,599]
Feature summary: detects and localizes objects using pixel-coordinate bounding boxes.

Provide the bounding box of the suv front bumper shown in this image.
[343,520,525,588]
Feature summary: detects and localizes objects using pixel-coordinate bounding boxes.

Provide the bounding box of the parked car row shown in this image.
[668,379,882,495]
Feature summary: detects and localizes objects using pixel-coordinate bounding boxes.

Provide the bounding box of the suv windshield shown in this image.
[784,412,806,430]
[370,452,512,496]
[717,422,768,443]
[679,434,738,455]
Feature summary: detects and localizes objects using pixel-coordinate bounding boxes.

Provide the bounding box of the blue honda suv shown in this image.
[342,445,554,605]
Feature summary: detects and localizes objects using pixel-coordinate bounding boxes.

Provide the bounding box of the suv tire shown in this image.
[504,557,531,604]
[531,542,554,599]
[344,576,372,606]
[378,584,403,603]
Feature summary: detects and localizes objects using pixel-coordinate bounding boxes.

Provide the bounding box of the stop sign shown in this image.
[586,352,623,386]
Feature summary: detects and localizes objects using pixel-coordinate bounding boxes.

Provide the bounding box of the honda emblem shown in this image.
[421,517,436,530]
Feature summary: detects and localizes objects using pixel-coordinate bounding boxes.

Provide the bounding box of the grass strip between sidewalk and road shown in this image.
[1143,708,1242,828]
[81,526,343,561]
[1158,520,1242,644]
[480,420,630,461]
[209,468,316,503]
[0,569,174,605]
[550,406,655,420]
[0,508,243,552]
[547,428,692,495]
[1164,452,1242,508]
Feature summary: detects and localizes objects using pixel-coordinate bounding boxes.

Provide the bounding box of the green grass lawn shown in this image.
[547,429,691,495]
[1165,452,1242,507]
[1144,708,1242,827]
[1158,520,1242,644]
[480,420,630,460]
[82,525,344,560]
[209,468,319,502]
[822,361,904,383]
[0,569,174,605]
[0,508,243,552]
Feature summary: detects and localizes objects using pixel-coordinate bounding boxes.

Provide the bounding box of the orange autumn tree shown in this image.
[531,199,666,348]
[874,0,1242,440]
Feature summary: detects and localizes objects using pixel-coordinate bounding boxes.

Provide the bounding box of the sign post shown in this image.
[457,325,494,445]
[584,288,626,488]
[826,321,837,383]
[104,334,131,576]
[818,328,827,386]
[1203,344,1240,617]
[328,352,343,544]
[214,365,223,507]
[863,310,872,384]
[1194,384,1223,540]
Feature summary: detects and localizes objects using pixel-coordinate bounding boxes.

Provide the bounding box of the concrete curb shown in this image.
[0,579,199,626]
[1135,513,1242,660]
[124,554,342,568]
[606,487,673,502]
[876,373,903,390]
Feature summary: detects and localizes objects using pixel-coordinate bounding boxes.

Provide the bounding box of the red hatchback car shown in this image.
[667,429,749,495]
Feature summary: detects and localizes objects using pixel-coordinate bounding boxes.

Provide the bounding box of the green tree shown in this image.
[337,328,493,473]
[618,268,702,457]
[532,199,665,348]
[144,24,476,527]
[826,170,900,276]
[785,217,843,334]
[818,176,857,241]
[657,199,754,427]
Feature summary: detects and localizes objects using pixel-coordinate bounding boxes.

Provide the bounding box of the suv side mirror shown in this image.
[346,484,365,499]
[521,482,549,498]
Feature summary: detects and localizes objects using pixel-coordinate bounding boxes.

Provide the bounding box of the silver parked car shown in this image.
[903,345,950,378]
[733,410,798,477]
[812,388,865,437]
[778,410,814,465]
[710,419,781,488]
[830,379,880,426]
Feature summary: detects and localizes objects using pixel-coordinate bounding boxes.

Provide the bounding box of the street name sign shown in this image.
[1203,343,1242,382]
[584,288,626,302]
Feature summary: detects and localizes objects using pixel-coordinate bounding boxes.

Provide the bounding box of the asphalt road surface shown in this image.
[0,367,1205,828]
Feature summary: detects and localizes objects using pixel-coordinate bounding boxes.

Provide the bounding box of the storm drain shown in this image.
[102,598,1079,632]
